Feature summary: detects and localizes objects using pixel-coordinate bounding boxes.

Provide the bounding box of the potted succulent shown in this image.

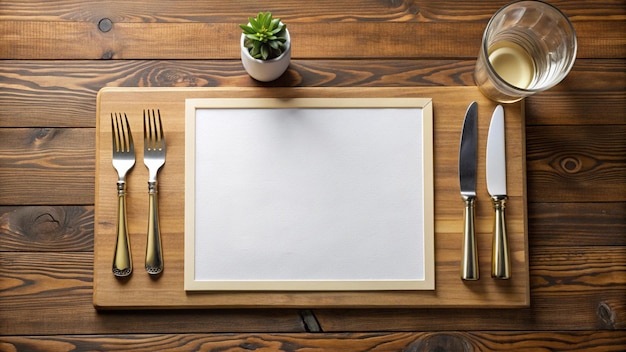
[240,12,291,82]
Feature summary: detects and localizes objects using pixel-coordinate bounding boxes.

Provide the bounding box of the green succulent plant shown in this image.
[240,12,288,60]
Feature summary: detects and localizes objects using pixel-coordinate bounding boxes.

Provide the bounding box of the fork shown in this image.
[144,109,166,275]
[111,113,135,277]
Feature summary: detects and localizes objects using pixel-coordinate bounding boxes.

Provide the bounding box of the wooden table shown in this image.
[1,1,625,350]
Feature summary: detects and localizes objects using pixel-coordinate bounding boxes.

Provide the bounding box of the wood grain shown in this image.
[0,206,93,251]
[526,125,626,203]
[528,202,626,247]
[2,21,625,60]
[1,0,625,22]
[1,331,625,351]
[0,128,94,205]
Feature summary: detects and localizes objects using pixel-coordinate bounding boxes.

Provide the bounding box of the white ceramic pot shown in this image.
[240,27,291,82]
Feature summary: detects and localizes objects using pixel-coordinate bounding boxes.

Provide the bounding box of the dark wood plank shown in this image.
[525,59,626,126]
[1,21,624,60]
[1,22,482,60]
[530,246,626,297]
[528,202,626,247]
[0,128,94,205]
[1,0,625,23]
[1,59,624,128]
[0,0,455,23]
[1,331,625,352]
[0,206,93,251]
[526,125,626,203]
[1,247,624,334]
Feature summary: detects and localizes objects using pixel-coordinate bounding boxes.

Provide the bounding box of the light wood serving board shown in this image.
[94,87,528,309]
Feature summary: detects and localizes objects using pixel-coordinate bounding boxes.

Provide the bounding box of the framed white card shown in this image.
[184,97,434,291]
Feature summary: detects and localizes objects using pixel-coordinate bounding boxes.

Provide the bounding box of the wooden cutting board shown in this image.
[94,87,528,309]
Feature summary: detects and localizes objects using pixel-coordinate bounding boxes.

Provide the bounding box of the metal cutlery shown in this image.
[486,105,511,279]
[459,101,479,281]
[143,109,166,275]
[111,113,136,277]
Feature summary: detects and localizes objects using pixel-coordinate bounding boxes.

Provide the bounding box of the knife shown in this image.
[486,105,511,279]
[459,101,479,280]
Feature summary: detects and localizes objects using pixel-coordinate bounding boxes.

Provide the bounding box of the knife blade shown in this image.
[486,105,511,279]
[459,101,479,280]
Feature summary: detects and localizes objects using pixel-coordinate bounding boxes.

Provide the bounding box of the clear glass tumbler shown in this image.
[474,0,577,103]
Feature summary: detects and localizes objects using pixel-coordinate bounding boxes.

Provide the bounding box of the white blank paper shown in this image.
[185,98,433,291]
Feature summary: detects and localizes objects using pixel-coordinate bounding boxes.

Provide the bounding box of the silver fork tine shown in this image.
[144,109,165,275]
[124,115,133,153]
[112,114,130,153]
[144,111,151,151]
[111,112,135,277]
[157,111,165,152]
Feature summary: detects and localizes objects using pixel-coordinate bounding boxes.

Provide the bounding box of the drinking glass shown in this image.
[474,0,577,103]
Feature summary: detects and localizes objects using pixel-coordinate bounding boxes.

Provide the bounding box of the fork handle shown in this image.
[145,181,164,275]
[113,182,132,277]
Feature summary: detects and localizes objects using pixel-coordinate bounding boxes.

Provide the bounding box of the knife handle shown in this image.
[113,182,132,277]
[491,195,511,279]
[461,195,479,280]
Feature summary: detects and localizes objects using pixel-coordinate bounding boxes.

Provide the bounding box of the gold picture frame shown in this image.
[184,97,434,291]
